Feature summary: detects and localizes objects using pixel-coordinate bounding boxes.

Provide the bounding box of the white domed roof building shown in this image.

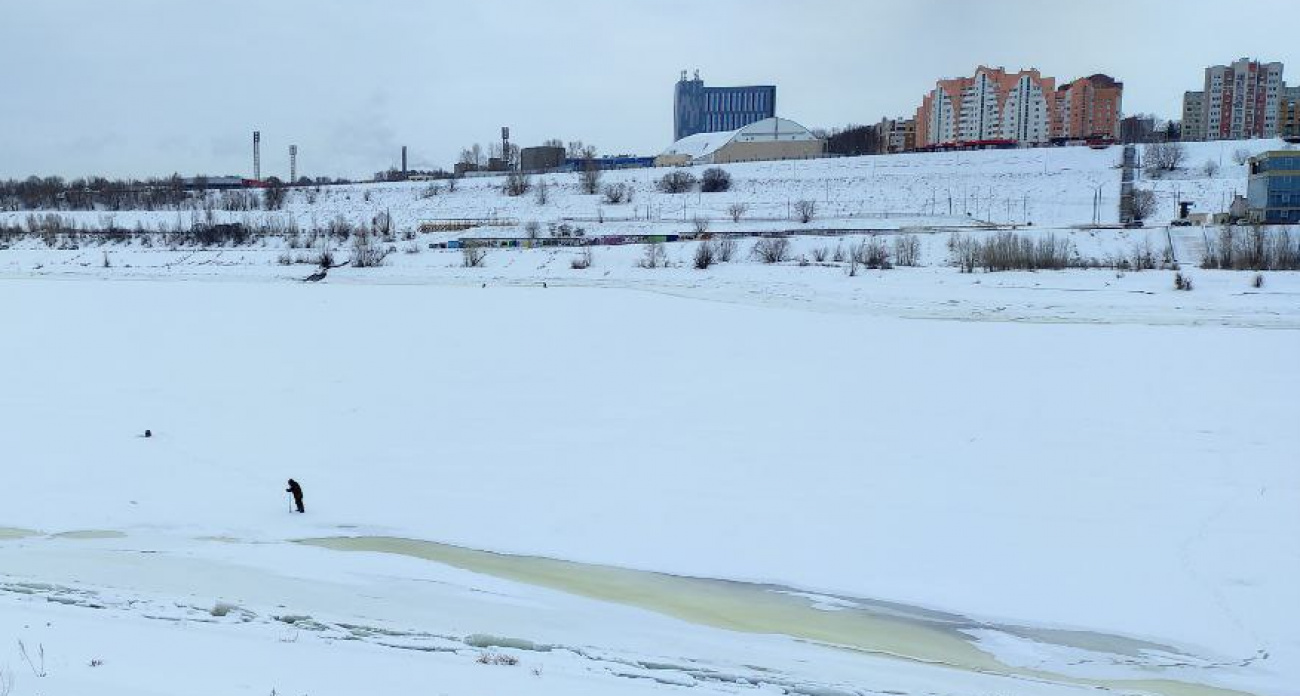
[655,117,824,167]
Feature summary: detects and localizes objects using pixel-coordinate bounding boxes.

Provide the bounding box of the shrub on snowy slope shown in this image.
[700,167,731,193]
[657,170,696,194]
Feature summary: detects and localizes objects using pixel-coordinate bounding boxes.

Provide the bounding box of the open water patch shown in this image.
[50,530,127,539]
[296,535,1259,696]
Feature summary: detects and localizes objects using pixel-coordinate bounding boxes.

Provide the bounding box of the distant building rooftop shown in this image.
[659,117,819,161]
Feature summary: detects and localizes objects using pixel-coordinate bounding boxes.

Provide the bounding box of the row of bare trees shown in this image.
[1201,226,1300,270]
[948,232,1076,272]
[0,174,350,212]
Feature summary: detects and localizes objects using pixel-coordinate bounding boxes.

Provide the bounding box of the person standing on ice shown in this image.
[286,478,305,513]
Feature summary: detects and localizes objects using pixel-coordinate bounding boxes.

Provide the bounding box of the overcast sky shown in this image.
[1,0,1296,180]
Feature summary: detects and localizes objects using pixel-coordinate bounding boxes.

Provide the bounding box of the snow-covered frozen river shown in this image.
[1,275,1296,696]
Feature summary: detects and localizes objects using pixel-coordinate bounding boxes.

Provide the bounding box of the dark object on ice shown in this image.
[302,268,327,283]
[144,429,152,438]
[542,282,547,288]
[286,479,305,513]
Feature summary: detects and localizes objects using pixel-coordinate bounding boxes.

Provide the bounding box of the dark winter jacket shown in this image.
[286,479,303,499]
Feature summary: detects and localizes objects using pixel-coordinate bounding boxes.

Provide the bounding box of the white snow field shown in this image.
[1,273,1297,696]
[2,140,1298,696]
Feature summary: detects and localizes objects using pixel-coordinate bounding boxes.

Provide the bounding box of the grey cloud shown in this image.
[0,0,1295,179]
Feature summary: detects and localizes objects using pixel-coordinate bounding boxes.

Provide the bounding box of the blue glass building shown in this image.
[1247,152,1300,224]
[674,71,776,141]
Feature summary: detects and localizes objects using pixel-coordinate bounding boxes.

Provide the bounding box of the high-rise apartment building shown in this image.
[1181,58,1285,141]
[915,67,1057,147]
[1054,74,1123,141]
[1182,91,1206,141]
[876,117,916,153]
[915,67,1127,149]
[1280,85,1300,139]
[673,71,776,141]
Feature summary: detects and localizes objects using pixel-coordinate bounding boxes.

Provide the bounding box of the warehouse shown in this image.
[655,117,823,167]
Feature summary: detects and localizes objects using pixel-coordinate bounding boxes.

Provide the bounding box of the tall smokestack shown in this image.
[401,146,407,175]
[253,131,261,181]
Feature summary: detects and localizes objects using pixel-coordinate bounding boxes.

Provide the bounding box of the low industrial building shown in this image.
[564,155,654,171]
[1247,151,1300,224]
[655,117,823,167]
[520,146,566,172]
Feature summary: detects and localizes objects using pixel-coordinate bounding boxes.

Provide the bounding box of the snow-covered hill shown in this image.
[4,138,1290,249]
[1136,138,1293,222]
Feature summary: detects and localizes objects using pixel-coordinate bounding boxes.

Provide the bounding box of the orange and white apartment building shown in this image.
[914,66,1122,149]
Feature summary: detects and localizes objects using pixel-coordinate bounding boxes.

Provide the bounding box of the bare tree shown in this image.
[753,237,790,263]
[1200,225,1300,271]
[853,237,892,269]
[1131,188,1157,221]
[727,202,747,223]
[657,170,697,194]
[693,241,715,269]
[691,215,709,236]
[1145,142,1186,174]
[373,210,394,242]
[715,236,737,262]
[638,241,666,268]
[262,177,287,210]
[794,199,817,224]
[502,172,532,196]
[565,141,588,159]
[1202,159,1220,177]
[524,220,541,239]
[1232,148,1251,166]
[602,182,631,204]
[893,234,921,266]
[948,233,979,273]
[700,167,732,193]
[351,227,390,267]
[948,231,1075,272]
[534,178,549,204]
[579,146,601,195]
[458,144,485,169]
